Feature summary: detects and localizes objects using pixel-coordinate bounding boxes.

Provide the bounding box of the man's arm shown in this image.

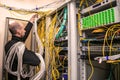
[23,50,40,66]
[22,14,38,42]
[22,22,33,42]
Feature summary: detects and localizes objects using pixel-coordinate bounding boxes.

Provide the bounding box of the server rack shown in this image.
[79,0,120,80]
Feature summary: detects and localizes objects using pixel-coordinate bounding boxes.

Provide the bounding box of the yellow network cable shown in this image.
[89,0,94,4]
[88,40,94,80]
[8,10,25,18]
[36,13,61,80]
[49,10,69,79]
[8,7,50,19]
[102,26,113,56]
[102,25,119,56]
[78,0,87,39]
[47,14,57,79]
[109,28,120,56]
[78,13,82,37]
[45,12,65,80]
[51,48,61,80]
[61,56,67,70]
[79,0,85,7]
[106,60,120,63]
[92,28,105,33]
[102,24,120,57]
[95,0,103,3]
[85,0,89,8]
[33,17,46,74]
[12,10,35,15]
[37,17,46,46]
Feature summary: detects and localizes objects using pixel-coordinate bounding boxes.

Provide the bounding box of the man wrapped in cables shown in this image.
[5,14,40,80]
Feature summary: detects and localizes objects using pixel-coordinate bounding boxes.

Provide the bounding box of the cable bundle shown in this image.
[5,42,34,80]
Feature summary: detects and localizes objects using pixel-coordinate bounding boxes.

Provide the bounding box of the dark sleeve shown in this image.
[23,49,40,66]
[22,22,33,42]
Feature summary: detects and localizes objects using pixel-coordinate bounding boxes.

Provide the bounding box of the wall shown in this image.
[0,0,56,79]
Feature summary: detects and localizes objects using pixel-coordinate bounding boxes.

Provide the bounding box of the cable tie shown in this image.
[106,56,109,60]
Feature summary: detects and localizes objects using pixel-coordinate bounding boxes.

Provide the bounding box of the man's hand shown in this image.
[29,14,38,23]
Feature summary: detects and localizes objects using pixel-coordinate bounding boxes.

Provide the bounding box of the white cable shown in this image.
[34,18,44,55]
[30,53,45,80]
[94,54,120,63]
[30,18,45,80]
[5,42,34,80]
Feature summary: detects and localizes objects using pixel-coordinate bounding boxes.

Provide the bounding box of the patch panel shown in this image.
[81,7,120,30]
[81,46,120,52]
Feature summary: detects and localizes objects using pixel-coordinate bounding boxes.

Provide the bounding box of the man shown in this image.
[5,14,40,80]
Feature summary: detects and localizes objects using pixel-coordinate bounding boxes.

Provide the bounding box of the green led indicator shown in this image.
[95,14,97,27]
[94,14,96,27]
[90,15,92,27]
[83,18,85,29]
[86,17,87,28]
[91,15,93,27]
[103,11,105,25]
[111,8,115,22]
[105,10,108,24]
[108,9,111,23]
[96,13,99,26]
[87,16,89,28]
[101,12,104,25]
[82,18,85,29]
[82,18,84,28]
[105,10,107,24]
[89,16,91,28]
[104,11,106,25]
[93,15,95,27]
[94,14,97,27]
[87,16,90,28]
[84,17,86,29]
[87,17,89,28]
[99,12,102,25]
[90,16,93,28]
[85,18,87,28]
[97,13,100,26]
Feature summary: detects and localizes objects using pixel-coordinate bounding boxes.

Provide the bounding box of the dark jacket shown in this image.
[5,22,40,80]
